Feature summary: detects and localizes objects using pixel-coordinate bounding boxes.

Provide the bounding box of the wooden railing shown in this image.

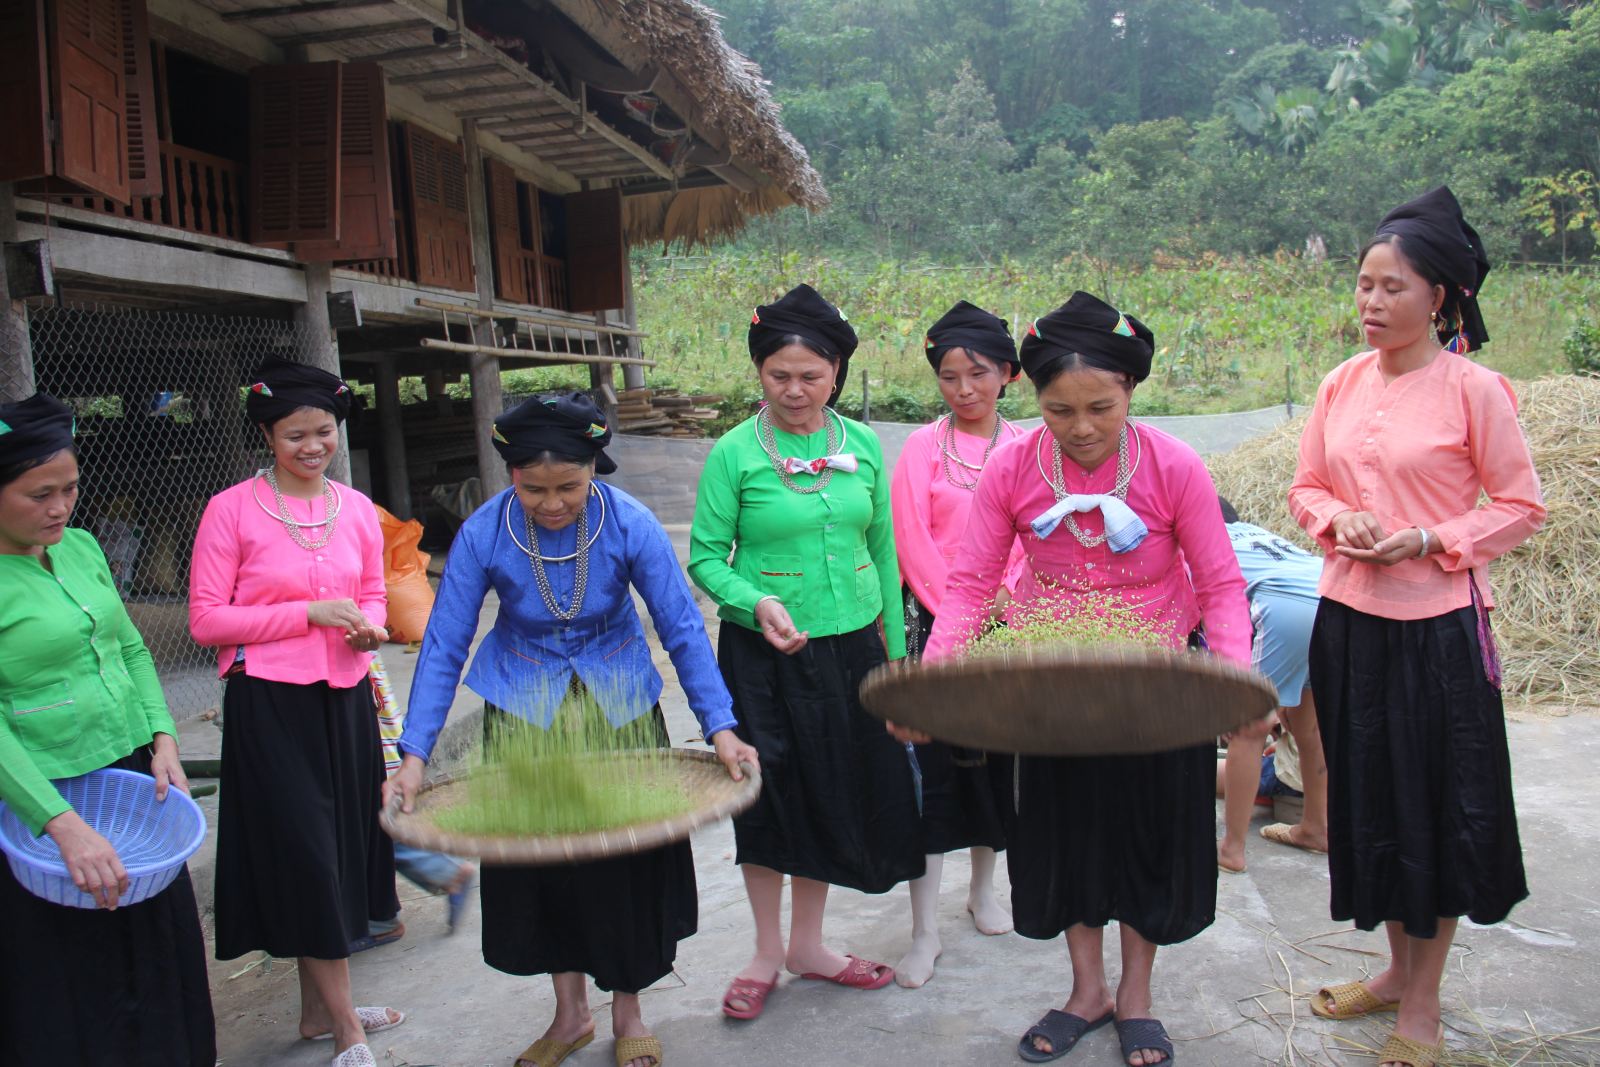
[40,141,245,242]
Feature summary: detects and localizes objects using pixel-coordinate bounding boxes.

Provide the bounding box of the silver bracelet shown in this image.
[754,594,783,611]
[1415,527,1431,558]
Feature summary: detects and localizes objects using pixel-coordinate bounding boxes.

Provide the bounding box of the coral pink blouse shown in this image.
[189,477,386,687]
[891,418,1026,617]
[1289,350,1545,621]
[924,422,1250,666]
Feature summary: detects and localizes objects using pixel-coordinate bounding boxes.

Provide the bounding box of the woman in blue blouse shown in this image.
[389,393,756,1067]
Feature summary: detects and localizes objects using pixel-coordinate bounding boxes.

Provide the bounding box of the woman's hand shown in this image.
[45,809,127,910]
[1330,510,1386,551]
[308,598,370,631]
[990,587,1013,622]
[710,730,760,782]
[754,597,808,655]
[149,732,189,801]
[384,755,427,815]
[886,721,932,745]
[342,622,389,652]
[1336,526,1432,566]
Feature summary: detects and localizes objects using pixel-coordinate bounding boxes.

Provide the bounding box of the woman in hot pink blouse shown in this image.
[911,293,1248,1066]
[189,358,402,1067]
[890,300,1024,990]
[1290,187,1543,1067]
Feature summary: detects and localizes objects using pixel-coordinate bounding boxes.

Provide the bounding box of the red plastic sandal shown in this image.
[799,954,894,990]
[722,972,779,1020]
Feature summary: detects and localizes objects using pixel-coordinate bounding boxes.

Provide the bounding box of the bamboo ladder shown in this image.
[415,298,656,371]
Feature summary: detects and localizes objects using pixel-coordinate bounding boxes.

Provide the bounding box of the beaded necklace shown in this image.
[1035,423,1141,549]
[936,414,1010,491]
[252,467,340,551]
[754,406,849,495]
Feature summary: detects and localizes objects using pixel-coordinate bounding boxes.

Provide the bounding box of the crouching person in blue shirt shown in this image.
[388,393,758,1067]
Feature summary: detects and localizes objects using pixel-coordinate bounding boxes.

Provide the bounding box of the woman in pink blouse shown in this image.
[908,293,1250,1066]
[1290,187,1544,1067]
[890,300,1024,990]
[189,358,402,1067]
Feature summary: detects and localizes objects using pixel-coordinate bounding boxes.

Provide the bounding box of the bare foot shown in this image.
[894,930,942,988]
[1216,839,1247,873]
[967,893,1013,935]
[298,1007,403,1042]
[784,945,851,979]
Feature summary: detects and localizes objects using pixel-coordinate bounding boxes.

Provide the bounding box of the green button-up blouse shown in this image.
[0,528,176,834]
[688,412,906,659]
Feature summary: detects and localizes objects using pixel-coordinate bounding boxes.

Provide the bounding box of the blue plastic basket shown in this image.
[0,768,207,909]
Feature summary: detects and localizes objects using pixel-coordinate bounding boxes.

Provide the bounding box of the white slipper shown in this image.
[307,1007,406,1041]
[332,1043,378,1067]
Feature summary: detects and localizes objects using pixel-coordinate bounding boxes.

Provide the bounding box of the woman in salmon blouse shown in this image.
[1290,187,1544,1067]
[889,300,1025,989]
[189,358,401,1067]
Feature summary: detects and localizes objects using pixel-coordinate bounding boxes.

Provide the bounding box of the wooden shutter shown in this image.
[565,187,626,312]
[119,0,158,197]
[298,63,397,262]
[50,0,129,202]
[402,123,474,292]
[249,61,342,244]
[485,157,528,304]
[0,0,51,183]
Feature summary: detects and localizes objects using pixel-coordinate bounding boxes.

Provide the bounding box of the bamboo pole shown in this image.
[419,337,657,367]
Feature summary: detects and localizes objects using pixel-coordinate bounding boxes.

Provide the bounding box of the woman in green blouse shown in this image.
[0,393,215,1065]
[690,284,923,1021]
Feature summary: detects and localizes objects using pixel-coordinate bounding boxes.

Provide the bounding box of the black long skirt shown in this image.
[1308,598,1526,938]
[478,703,697,994]
[215,673,398,960]
[719,621,924,893]
[904,590,1010,855]
[0,748,216,1066]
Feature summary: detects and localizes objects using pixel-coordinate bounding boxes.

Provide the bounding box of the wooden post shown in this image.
[461,118,508,497]
[591,310,617,425]
[0,183,36,403]
[619,264,646,393]
[293,262,353,485]
[375,357,412,517]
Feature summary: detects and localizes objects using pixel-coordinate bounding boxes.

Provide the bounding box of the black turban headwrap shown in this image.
[0,393,75,467]
[493,391,617,475]
[1374,185,1491,353]
[924,300,1019,376]
[748,283,859,404]
[245,356,354,426]
[1019,291,1155,383]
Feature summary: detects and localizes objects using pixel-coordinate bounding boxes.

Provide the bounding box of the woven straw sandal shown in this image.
[1377,1029,1444,1067]
[515,1031,594,1067]
[615,1035,663,1067]
[1310,981,1400,1019]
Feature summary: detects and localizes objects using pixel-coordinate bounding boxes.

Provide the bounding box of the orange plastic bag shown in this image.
[376,506,435,644]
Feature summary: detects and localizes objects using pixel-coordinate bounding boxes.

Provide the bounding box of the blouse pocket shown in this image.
[7,680,81,751]
[853,545,879,604]
[756,553,806,609]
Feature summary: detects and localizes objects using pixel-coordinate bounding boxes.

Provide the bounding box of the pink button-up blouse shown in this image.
[924,422,1251,666]
[1289,350,1545,621]
[188,477,386,687]
[891,418,1026,618]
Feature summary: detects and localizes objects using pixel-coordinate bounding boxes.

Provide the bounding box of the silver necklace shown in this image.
[1039,424,1139,549]
[938,414,1008,491]
[504,485,606,563]
[755,406,847,495]
[255,468,339,551]
[525,496,590,621]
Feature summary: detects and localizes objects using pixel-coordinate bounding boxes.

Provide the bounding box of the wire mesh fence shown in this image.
[26,304,315,721]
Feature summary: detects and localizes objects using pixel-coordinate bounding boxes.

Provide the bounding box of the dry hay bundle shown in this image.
[1206,375,1600,704]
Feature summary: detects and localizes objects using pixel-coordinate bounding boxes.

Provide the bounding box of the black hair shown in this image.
[934,346,1015,400]
[510,450,596,472]
[1358,233,1452,325]
[0,447,77,491]
[751,332,840,367]
[1217,496,1241,524]
[1029,350,1138,393]
[256,404,342,434]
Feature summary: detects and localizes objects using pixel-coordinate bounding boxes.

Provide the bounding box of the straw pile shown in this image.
[1206,375,1600,704]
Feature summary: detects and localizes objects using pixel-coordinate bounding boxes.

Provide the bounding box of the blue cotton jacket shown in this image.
[400,482,736,762]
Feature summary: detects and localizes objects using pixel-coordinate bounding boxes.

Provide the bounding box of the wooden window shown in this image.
[485,156,529,304]
[50,0,130,202]
[401,123,474,292]
[119,0,159,197]
[248,61,342,244]
[0,0,51,183]
[565,187,626,313]
[298,62,397,262]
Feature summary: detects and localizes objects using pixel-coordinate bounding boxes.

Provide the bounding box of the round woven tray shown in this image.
[860,646,1277,756]
[380,750,761,866]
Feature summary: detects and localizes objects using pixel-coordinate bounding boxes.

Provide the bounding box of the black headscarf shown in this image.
[493,391,617,474]
[245,356,354,426]
[924,300,1019,376]
[1019,291,1156,383]
[748,283,859,403]
[1374,185,1490,353]
[0,393,75,467]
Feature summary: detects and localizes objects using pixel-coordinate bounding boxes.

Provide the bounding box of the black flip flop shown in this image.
[1115,1017,1176,1064]
[1017,1009,1114,1062]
